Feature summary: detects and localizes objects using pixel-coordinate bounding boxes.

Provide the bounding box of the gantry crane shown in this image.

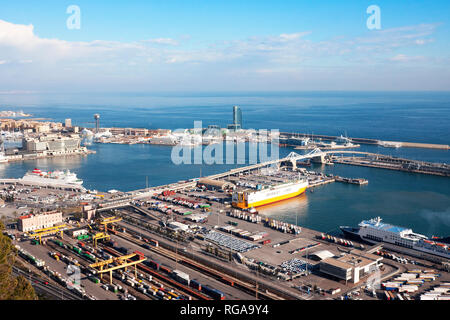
[92,232,110,248]
[88,252,146,284]
[98,216,122,232]
[26,224,67,244]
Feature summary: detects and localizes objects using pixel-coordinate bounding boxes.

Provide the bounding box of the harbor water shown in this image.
[0,91,449,237]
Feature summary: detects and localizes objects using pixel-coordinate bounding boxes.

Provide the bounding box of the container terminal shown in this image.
[1,159,449,301]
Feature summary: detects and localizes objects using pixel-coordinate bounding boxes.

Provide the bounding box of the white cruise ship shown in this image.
[21,168,83,186]
[340,217,449,259]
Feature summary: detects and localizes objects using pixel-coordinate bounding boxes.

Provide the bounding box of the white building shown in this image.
[18,211,63,232]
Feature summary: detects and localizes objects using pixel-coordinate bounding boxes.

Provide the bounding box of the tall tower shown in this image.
[233,106,242,129]
[94,114,100,133]
[0,120,3,153]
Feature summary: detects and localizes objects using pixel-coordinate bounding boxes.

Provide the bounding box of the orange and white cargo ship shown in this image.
[232,179,308,209]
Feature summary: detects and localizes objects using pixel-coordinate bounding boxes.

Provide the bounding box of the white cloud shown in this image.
[279,32,311,41]
[0,19,447,91]
[143,38,179,46]
[389,54,426,62]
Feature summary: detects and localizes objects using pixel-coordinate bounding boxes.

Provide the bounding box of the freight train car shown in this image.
[202,285,225,300]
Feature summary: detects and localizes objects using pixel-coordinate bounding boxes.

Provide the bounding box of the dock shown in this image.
[332,155,450,177]
[294,144,360,151]
[282,132,450,150]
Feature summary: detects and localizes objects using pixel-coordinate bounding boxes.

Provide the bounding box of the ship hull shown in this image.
[248,186,307,208]
[233,182,308,209]
[339,226,365,241]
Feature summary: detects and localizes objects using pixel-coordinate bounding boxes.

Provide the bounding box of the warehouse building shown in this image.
[18,211,63,232]
[198,178,234,191]
[319,249,383,284]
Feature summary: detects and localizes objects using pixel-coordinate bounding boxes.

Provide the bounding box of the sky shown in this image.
[0,0,449,92]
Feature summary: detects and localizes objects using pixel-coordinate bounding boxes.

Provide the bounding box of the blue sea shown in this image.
[0,91,449,237]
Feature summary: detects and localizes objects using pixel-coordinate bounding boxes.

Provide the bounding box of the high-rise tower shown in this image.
[232,106,242,130]
[94,114,100,133]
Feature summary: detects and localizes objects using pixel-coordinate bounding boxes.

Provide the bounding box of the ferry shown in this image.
[21,168,83,186]
[232,179,308,209]
[340,217,449,259]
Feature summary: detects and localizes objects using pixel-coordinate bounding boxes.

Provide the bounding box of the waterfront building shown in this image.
[319,249,382,283]
[18,211,63,232]
[22,135,83,154]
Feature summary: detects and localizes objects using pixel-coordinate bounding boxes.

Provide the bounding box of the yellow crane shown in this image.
[89,252,146,284]
[26,224,67,244]
[92,232,110,248]
[98,216,122,232]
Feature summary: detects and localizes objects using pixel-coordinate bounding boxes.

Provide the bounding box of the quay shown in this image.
[332,154,450,177]
[281,132,450,150]
[4,149,95,163]
[0,178,86,192]
[294,144,360,151]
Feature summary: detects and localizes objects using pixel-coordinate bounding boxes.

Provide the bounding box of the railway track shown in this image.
[101,245,209,300]
[12,266,82,300]
[112,225,284,300]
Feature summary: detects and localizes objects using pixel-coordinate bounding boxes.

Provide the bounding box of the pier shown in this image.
[281,132,450,150]
[332,154,450,177]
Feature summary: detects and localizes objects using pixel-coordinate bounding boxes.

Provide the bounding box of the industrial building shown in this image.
[197,178,235,191]
[68,228,89,238]
[319,249,383,283]
[18,211,63,232]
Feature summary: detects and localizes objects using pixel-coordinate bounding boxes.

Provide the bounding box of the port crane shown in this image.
[92,232,110,248]
[26,224,67,244]
[88,252,146,284]
[98,216,122,232]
